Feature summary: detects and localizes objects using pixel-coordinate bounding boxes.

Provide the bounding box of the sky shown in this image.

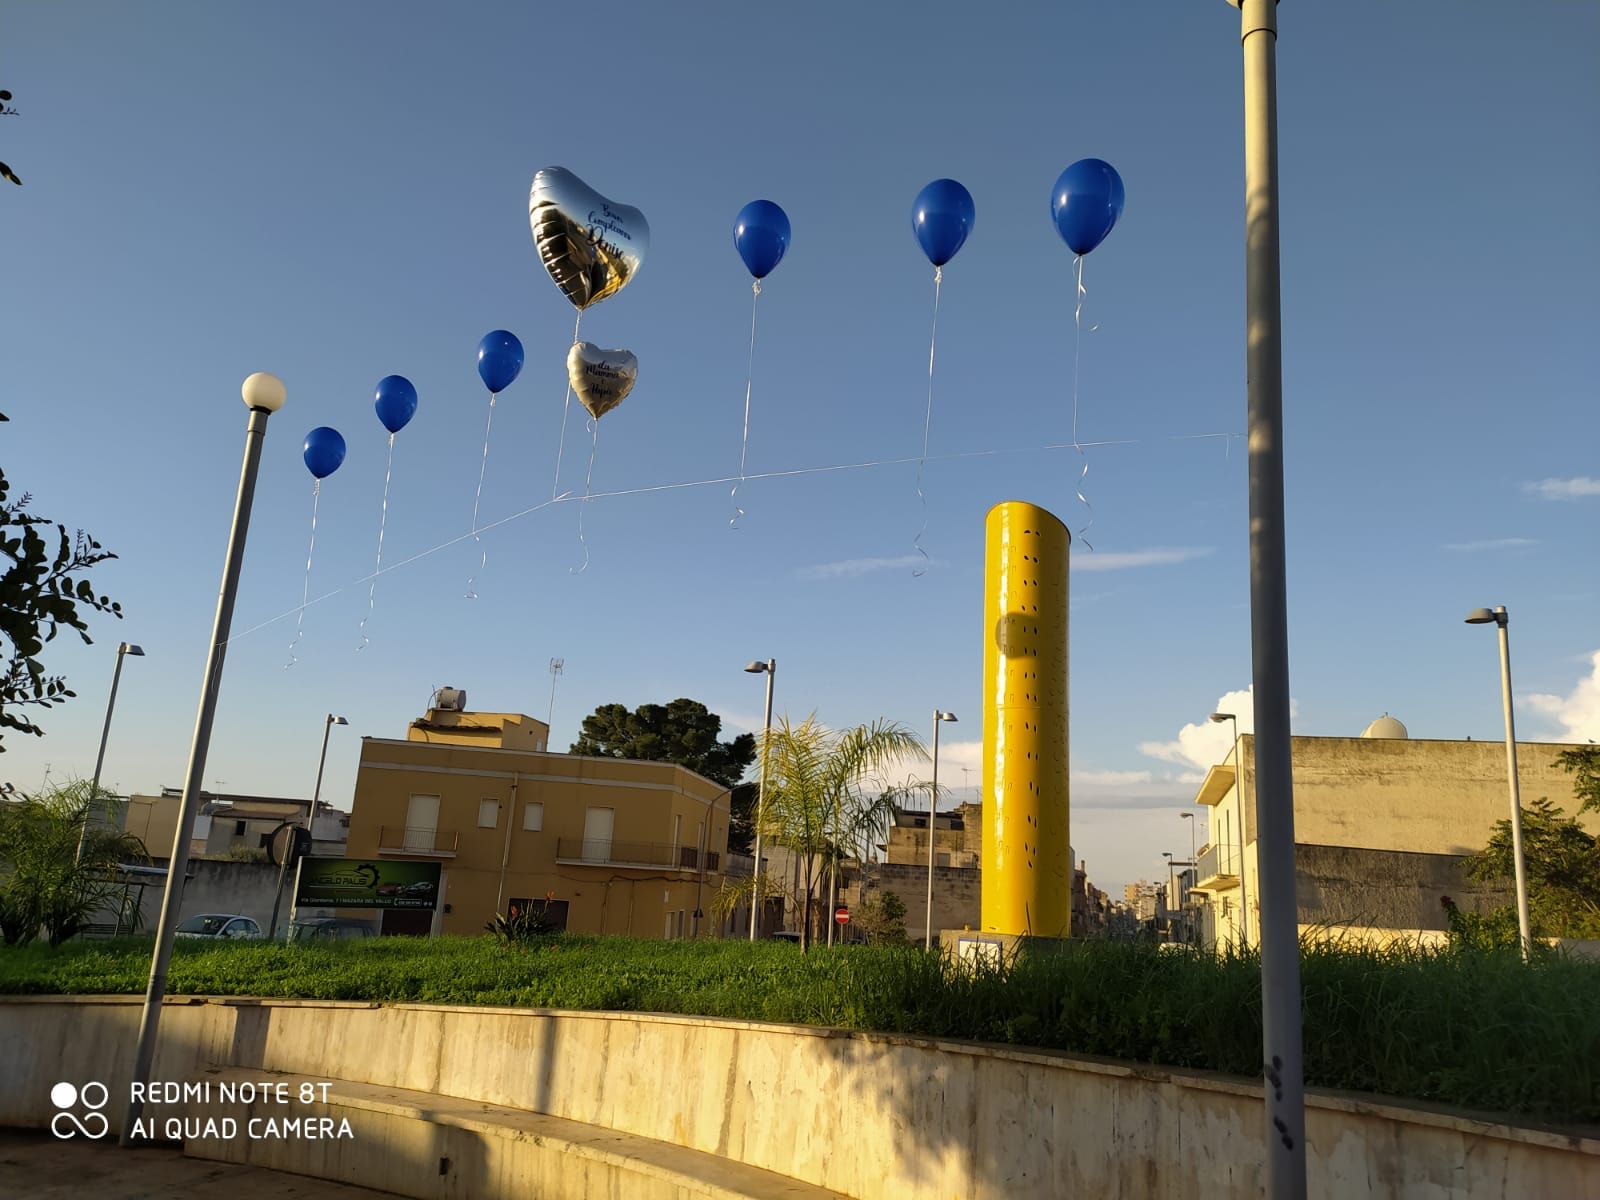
[2,2,1596,896]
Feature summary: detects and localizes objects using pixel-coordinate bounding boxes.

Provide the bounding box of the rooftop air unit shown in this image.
[433,686,467,711]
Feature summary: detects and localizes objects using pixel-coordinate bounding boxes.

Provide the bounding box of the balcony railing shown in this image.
[555,839,719,872]
[1193,842,1239,887]
[377,825,459,856]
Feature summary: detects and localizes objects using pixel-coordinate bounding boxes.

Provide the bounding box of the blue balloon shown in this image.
[374,375,418,434]
[303,427,347,480]
[911,179,975,268]
[734,200,791,279]
[477,330,524,394]
[1050,159,1125,256]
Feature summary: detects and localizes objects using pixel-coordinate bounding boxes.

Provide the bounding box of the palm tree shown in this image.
[0,780,150,946]
[755,715,925,951]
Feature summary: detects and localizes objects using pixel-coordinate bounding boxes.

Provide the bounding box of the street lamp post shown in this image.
[123,372,285,1146]
[1465,606,1533,958]
[1210,712,1247,946]
[744,659,775,941]
[1180,811,1197,940]
[78,642,145,862]
[1162,851,1176,941]
[1223,0,1307,1191]
[925,711,957,950]
[268,713,346,940]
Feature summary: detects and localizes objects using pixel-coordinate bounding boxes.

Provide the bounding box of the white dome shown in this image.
[1360,714,1408,739]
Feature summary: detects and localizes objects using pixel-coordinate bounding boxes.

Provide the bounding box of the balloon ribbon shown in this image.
[912,266,942,575]
[286,481,321,668]
[550,309,584,501]
[465,391,497,599]
[731,278,762,527]
[1071,255,1095,550]
[571,417,599,575]
[358,432,396,649]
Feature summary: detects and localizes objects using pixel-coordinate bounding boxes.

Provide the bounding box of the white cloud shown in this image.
[1071,547,1213,572]
[1442,538,1538,552]
[794,554,945,580]
[1138,686,1298,772]
[1523,477,1600,501]
[1525,650,1600,742]
[1073,768,1154,786]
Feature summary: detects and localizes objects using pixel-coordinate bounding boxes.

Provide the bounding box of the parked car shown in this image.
[174,914,262,939]
[769,930,802,945]
[288,917,377,942]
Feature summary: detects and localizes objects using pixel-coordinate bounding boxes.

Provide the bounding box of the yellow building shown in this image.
[345,703,733,938]
[1190,718,1598,948]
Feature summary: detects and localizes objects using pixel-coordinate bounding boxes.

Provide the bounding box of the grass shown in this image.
[2,935,1595,1124]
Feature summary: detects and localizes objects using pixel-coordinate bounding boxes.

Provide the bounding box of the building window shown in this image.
[478,798,499,828]
[522,802,543,831]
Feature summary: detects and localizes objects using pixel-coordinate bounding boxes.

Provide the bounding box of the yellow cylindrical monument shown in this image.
[981,501,1070,937]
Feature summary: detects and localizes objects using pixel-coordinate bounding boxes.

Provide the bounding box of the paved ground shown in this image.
[0,1128,410,1200]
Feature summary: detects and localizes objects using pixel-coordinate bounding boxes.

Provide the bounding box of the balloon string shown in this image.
[358,433,396,651]
[551,309,584,501]
[912,266,943,576]
[1071,255,1094,551]
[465,392,497,599]
[730,279,762,529]
[286,481,320,669]
[221,432,1240,647]
[571,418,599,575]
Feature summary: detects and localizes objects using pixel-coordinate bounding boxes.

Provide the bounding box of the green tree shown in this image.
[0,781,150,946]
[1465,795,1600,940]
[726,780,758,855]
[570,698,755,789]
[1557,746,1600,816]
[1,416,123,749]
[753,714,924,951]
[853,889,908,944]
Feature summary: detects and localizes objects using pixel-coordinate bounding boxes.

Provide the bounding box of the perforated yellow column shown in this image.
[981,501,1070,937]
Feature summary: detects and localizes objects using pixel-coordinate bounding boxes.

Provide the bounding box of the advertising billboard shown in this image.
[293,858,441,910]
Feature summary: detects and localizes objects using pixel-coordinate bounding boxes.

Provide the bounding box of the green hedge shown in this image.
[2,936,1594,1123]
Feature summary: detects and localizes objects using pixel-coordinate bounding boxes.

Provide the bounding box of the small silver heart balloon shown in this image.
[530,167,649,311]
[567,342,638,419]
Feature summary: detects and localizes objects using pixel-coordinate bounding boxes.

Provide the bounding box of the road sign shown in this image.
[834,906,849,925]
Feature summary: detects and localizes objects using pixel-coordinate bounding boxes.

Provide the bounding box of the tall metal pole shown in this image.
[123,374,283,1146]
[1493,609,1534,958]
[1231,723,1249,947]
[924,714,941,949]
[1229,1,1306,1192]
[79,643,139,862]
[747,660,775,941]
[269,713,342,940]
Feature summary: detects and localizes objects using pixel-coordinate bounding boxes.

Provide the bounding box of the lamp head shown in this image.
[330,715,349,726]
[241,372,287,413]
[935,711,957,722]
[119,643,145,657]
[1180,812,1193,820]
[744,660,771,674]
[1209,712,1235,724]
[1464,607,1506,627]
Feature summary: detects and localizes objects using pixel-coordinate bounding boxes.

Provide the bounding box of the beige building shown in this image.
[345,702,733,938]
[122,790,348,861]
[1190,718,1597,947]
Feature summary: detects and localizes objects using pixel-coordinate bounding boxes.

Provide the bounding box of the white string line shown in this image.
[730,279,762,528]
[571,417,598,575]
[357,432,396,650]
[464,390,497,599]
[550,308,584,501]
[224,431,1238,645]
[285,481,320,668]
[912,265,943,576]
[1071,254,1095,551]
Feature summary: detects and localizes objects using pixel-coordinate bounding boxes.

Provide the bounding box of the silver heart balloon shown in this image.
[567,342,638,419]
[530,167,649,311]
